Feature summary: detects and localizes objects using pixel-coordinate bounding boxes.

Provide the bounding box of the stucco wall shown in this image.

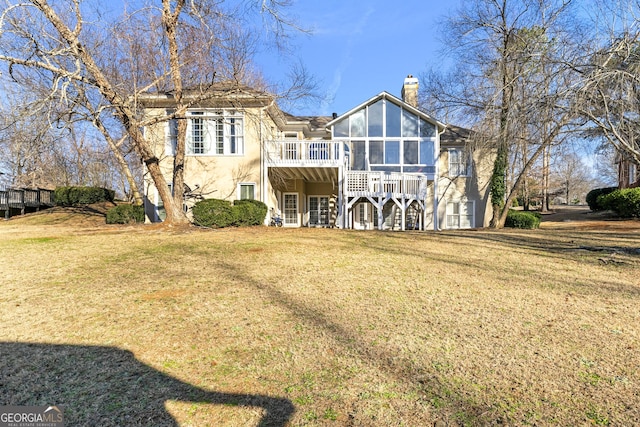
[143,107,278,222]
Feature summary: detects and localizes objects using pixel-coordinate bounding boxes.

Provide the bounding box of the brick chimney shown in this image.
[401,74,419,107]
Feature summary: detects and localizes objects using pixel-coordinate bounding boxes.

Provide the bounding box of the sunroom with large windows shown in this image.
[328,93,444,231]
[332,98,437,174]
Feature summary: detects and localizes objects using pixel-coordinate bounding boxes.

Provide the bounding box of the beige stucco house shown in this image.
[141,76,493,230]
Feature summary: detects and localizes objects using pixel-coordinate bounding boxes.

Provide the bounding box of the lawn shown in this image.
[0,207,639,426]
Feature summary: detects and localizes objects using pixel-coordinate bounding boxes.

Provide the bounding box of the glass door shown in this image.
[309,196,329,227]
[284,194,299,226]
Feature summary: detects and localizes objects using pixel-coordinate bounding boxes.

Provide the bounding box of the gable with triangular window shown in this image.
[329,94,440,174]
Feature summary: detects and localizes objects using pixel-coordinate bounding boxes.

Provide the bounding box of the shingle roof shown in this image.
[441,124,473,145]
[138,81,274,108]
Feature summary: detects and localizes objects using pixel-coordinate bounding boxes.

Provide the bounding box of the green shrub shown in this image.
[192,198,268,228]
[586,187,617,211]
[233,199,268,226]
[55,186,115,206]
[598,188,640,218]
[505,210,541,229]
[106,204,144,224]
[192,199,234,228]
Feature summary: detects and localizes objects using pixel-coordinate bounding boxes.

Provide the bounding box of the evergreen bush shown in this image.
[505,210,541,229]
[55,186,115,206]
[106,204,145,224]
[192,198,268,227]
[598,188,640,218]
[232,199,268,226]
[585,187,617,211]
[192,199,234,228]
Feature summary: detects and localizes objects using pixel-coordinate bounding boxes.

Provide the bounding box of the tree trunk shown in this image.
[163,0,187,213]
[496,137,553,227]
[541,143,550,212]
[32,0,189,224]
[145,157,185,224]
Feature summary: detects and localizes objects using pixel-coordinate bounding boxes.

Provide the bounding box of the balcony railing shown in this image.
[266,140,343,166]
[345,171,428,199]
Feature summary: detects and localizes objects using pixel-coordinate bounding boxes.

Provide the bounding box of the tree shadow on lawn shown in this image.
[442,229,640,257]
[0,342,294,427]
[213,260,500,425]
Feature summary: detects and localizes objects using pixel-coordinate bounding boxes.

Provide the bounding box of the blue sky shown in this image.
[255,0,462,117]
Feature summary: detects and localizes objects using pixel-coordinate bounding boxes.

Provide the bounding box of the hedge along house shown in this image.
[141,76,493,230]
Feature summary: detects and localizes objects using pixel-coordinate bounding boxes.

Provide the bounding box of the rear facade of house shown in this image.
[142,76,493,230]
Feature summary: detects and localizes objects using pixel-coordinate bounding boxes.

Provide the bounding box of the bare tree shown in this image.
[550,147,597,204]
[574,0,640,183]
[422,0,578,227]
[0,0,312,225]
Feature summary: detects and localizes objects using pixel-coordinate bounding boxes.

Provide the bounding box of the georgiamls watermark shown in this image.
[0,406,63,427]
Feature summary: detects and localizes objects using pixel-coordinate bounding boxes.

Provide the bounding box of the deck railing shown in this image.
[0,188,55,218]
[266,140,343,166]
[345,171,428,199]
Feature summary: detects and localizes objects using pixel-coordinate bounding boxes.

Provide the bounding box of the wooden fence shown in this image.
[0,188,55,219]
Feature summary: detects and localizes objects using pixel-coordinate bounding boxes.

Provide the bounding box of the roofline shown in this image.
[137,87,275,109]
[324,91,446,131]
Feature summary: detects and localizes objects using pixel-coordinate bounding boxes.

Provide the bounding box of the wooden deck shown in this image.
[0,188,55,219]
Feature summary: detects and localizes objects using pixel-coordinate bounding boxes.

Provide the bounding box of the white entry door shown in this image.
[283,193,299,226]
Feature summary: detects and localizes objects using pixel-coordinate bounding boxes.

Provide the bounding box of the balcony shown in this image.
[266,140,343,167]
[345,171,428,199]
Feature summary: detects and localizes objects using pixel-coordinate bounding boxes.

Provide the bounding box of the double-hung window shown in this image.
[447,201,474,229]
[227,117,243,154]
[191,112,205,154]
[238,183,255,200]
[449,148,470,177]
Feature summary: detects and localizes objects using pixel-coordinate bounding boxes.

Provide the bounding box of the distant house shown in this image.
[141,76,493,230]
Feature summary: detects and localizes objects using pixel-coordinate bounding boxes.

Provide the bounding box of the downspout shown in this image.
[260,107,264,206]
[434,125,445,231]
[334,125,345,229]
[259,101,275,224]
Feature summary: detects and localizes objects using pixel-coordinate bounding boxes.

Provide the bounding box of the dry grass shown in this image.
[1,206,639,426]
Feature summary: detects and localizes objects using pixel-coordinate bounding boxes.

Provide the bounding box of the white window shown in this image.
[446,201,474,229]
[337,100,437,173]
[238,183,255,200]
[630,163,637,184]
[185,110,244,156]
[228,117,243,154]
[449,148,471,177]
[309,196,330,226]
[358,204,366,226]
[191,112,206,154]
[166,116,178,156]
[385,140,400,164]
[283,132,298,160]
[283,193,298,226]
